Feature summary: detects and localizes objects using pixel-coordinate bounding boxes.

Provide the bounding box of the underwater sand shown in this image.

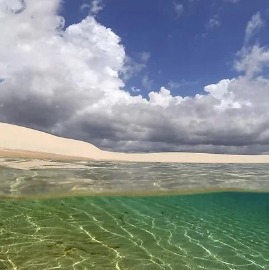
[0,159,269,269]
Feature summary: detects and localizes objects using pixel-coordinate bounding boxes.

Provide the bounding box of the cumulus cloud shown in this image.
[1,1,269,154]
[0,0,125,129]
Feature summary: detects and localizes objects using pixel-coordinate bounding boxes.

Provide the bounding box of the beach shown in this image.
[1,122,269,164]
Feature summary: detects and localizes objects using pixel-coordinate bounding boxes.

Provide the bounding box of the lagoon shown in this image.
[0,159,269,269]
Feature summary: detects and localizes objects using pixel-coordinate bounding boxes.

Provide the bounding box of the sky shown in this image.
[0,0,269,154]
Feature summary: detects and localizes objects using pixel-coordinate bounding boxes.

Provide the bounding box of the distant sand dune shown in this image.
[1,122,269,163]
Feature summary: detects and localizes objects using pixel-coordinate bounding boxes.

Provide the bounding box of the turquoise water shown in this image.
[0,159,269,269]
[1,193,269,269]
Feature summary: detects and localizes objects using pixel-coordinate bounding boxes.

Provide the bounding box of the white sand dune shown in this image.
[1,122,269,163]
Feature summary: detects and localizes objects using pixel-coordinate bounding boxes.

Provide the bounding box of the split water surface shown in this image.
[0,159,269,269]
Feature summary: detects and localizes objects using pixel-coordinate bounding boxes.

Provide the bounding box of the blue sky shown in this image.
[1,0,269,154]
[61,0,269,97]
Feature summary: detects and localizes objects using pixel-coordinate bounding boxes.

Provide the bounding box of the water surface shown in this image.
[1,158,269,198]
[0,158,269,269]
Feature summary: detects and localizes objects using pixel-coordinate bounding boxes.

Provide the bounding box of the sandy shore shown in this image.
[1,122,269,163]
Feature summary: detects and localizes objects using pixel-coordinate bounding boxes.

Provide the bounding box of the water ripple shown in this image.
[1,158,269,198]
[0,193,269,269]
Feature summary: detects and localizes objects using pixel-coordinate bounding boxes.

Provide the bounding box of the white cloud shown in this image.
[224,0,240,3]
[0,0,25,14]
[235,13,268,78]
[140,51,151,63]
[173,2,184,19]
[1,0,269,154]
[206,15,221,30]
[141,74,153,90]
[245,12,264,44]
[168,81,182,89]
[235,45,269,78]
[121,56,147,80]
[204,79,230,100]
[81,0,104,16]
[148,87,180,107]
[168,80,197,90]
[130,87,141,93]
[0,0,125,128]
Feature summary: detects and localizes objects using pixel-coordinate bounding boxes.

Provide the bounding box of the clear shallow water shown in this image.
[1,158,269,198]
[1,193,269,269]
[0,158,269,269]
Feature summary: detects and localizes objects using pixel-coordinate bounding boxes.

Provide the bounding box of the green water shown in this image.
[0,193,269,269]
[1,159,269,269]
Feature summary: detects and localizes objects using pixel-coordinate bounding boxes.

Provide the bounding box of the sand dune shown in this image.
[1,122,269,163]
